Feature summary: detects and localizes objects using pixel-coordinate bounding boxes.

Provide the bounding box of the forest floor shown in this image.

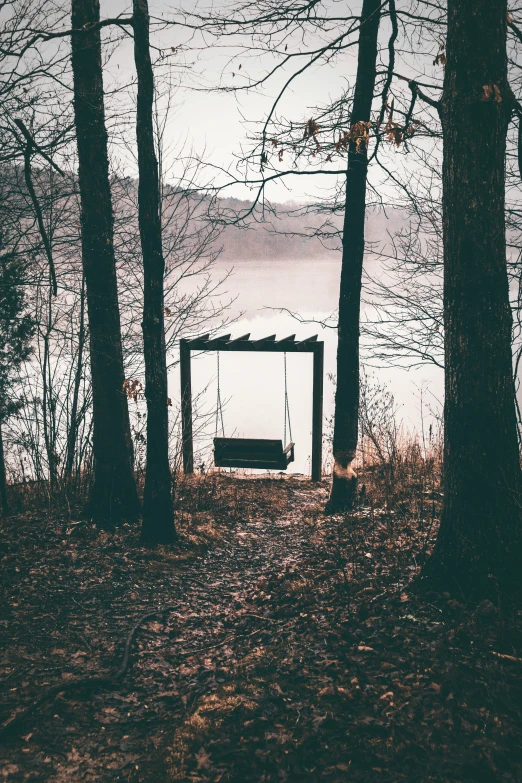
[1,474,522,783]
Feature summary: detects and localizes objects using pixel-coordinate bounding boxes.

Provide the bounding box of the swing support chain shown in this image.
[216,350,293,445]
[283,352,293,446]
[215,351,225,438]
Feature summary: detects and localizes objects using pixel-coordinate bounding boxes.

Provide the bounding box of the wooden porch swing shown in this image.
[212,349,295,470]
[179,333,324,481]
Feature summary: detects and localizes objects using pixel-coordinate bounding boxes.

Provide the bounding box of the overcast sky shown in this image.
[102,0,367,201]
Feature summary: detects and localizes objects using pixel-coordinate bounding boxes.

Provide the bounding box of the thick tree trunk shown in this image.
[70,0,140,524]
[327,0,381,511]
[425,0,522,595]
[0,422,8,515]
[132,0,176,543]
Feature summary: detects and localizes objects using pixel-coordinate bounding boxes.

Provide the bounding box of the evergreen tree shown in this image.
[0,232,35,514]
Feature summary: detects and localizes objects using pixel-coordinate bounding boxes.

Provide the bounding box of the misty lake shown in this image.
[170,258,443,475]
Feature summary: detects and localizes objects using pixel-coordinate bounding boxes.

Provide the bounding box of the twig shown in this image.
[0,666,30,687]
[377,0,398,129]
[14,120,65,176]
[75,632,93,652]
[70,595,88,611]
[408,80,440,113]
[17,130,58,296]
[179,627,264,656]
[490,651,522,664]
[244,613,276,623]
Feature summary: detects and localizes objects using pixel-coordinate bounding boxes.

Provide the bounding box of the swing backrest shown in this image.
[214,437,295,470]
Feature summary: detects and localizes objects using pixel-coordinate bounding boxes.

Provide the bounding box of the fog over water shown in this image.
[169,256,444,475]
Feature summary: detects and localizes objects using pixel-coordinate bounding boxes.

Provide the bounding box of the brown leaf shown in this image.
[482,83,502,102]
[195,747,211,770]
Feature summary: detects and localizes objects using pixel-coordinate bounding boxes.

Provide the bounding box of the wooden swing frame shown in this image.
[180,333,324,481]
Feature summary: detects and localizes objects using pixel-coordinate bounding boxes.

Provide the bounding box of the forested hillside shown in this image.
[216,198,407,261]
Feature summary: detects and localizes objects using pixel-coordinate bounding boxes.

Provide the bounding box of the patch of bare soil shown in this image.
[1,475,522,782]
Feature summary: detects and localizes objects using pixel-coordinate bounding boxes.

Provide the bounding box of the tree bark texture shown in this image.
[328,0,381,511]
[427,0,522,594]
[70,0,140,523]
[133,0,176,543]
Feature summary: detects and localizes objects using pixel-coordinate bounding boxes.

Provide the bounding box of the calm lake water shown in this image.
[169,258,443,475]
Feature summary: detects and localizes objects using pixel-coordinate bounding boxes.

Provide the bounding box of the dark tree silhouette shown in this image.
[70,0,140,523]
[0,234,35,515]
[132,0,176,543]
[424,0,522,595]
[327,0,382,511]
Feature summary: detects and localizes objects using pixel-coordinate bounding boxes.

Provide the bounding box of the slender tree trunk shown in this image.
[65,272,86,485]
[42,287,57,491]
[70,0,140,524]
[132,0,176,543]
[327,0,381,511]
[0,422,8,516]
[424,0,522,595]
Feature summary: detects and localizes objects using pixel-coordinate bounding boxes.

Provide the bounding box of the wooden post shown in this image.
[311,343,324,481]
[180,339,193,474]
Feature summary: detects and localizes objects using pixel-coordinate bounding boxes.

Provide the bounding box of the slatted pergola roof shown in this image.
[184,333,322,353]
[180,333,324,481]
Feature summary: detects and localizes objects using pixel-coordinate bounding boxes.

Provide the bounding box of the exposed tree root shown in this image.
[0,603,181,743]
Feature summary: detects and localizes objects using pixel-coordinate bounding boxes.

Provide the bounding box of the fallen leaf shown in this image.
[195,747,211,770]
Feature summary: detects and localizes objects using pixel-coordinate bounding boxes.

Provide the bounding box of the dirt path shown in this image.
[1,476,522,782]
[0,478,330,781]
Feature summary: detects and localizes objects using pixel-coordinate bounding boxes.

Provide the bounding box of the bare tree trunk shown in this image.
[327,0,381,511]
[41,286,57,491]
[65,272,86,485]
[0,422,8,516]
[70,0,140,524]
[132,0,176,543]
[424,0,522,595]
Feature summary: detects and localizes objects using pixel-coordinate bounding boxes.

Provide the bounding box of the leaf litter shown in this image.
[0,473,522,781]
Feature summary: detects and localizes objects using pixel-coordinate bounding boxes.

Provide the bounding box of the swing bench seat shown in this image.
[213,438,295,471]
